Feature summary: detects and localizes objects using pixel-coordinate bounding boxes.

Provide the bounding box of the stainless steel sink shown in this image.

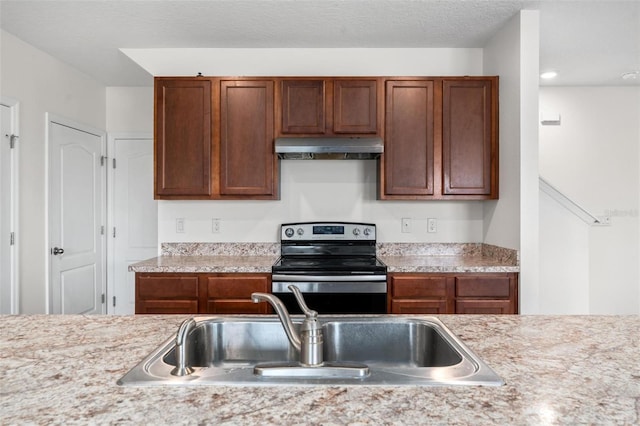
[118,316,504,386]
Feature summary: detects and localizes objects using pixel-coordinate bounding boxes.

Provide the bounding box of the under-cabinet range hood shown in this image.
[275,137,383,160]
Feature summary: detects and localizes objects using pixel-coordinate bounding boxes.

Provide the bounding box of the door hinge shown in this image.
[112,296,116,307]
[112,158,116,169]
[100,155,108,166]
[101,225,105,235]
[10,232,15,245]
[112,227,116,238]
[101,293,105,304]
[9,134,19,149]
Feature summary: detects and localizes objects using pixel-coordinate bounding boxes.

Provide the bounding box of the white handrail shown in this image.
[539,176,602,225]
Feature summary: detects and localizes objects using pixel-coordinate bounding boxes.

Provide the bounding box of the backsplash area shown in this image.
[161,242,518,266]
[162,242,279,256]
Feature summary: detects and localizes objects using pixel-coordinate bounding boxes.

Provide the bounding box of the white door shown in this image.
[48,115,106,314]
[108,135,156,315]
[0,100,18,314]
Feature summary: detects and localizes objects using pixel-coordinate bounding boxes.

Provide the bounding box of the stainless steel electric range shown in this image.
[271,222,387,314]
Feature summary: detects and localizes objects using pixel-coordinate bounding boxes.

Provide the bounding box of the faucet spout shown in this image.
[252,285,324,366]
[170,317,196,376]
[251,292,301,351]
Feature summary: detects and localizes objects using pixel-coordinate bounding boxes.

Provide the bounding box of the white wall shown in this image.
[539,190,590,314]
[539,87,640,314]
[482,11,540,314]
[0,30,106,314]
[122,48,483,78]
[159,162,485,244]
[143,48,489,245]
[106,87,153,133]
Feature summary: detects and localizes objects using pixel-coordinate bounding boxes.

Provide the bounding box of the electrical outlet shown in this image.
[427,218,437,233]
[176,218,185,233]
[401,218,412,233]
[212,218,221,233]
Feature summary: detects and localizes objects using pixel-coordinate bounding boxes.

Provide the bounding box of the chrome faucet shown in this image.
[170,317,196,376]
[252,285,323,367]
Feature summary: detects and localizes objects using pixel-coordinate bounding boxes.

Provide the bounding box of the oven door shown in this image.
[271,273,387,314]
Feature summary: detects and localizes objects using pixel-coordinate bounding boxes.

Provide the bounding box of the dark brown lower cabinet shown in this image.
[204,275,270,314]
[135,273,271,314]
[388,272,518,314]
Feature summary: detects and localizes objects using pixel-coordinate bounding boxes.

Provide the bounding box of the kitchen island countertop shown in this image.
[1,314,637,424]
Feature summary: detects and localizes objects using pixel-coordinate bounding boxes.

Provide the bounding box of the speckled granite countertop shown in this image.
[2,315,637,424]
[379,243,519,273]
[130,243,279,274]
[380,256,519,273]
[129,255,279,273]
[129,242,519,274]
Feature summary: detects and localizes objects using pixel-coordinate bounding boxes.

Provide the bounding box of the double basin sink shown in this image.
[118,315,504,386]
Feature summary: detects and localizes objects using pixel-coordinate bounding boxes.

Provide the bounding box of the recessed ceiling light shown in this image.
[621,71,639,80]
[540,71,558,79]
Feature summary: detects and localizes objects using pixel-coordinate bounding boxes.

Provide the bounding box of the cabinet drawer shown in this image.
[137,300,198,314]
[456,276,511,298]
[206,275,270,298]
[455,299,513,314]
[137,276,199,299]
[390,299,449,314]
[390,276,450,298]
[207,300,269,314]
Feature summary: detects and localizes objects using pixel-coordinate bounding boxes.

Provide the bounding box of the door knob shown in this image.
[52,247,65,255]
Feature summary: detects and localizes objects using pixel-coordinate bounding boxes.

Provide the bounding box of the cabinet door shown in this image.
[333,79,378,134]
[442,78,497,197]
[383,80,436,196]
[136,274,200,314]
[280,80,325,134]
[220,80,276,197]
[155,78,212,197]
[455,274,517,314]
[205,274,271,314]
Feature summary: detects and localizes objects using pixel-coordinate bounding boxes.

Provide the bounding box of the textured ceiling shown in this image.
[1,0,638,87]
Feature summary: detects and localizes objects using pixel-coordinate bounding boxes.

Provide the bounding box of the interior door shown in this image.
[108,135,157,314]
[48,116,106,314]
[0,102,17,314]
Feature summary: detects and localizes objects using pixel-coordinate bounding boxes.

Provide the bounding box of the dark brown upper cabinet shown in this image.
[154,77,279,200]
[380,76,498,200]
[219,79,277,198]
[155,78,213,198]
[154,75,496,202]
[383,79,436,197]
[278,78,381,137]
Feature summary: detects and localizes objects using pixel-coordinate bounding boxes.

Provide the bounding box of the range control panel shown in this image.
[281,222,376,241]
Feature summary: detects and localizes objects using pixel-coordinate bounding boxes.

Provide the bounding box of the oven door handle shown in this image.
[272,274,387,282]
[272,281,387,294]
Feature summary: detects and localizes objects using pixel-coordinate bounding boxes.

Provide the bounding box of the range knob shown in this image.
[284,227,294,238]
[352,228,361,236]
[363,227,372,236]
[296,228,304,236]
